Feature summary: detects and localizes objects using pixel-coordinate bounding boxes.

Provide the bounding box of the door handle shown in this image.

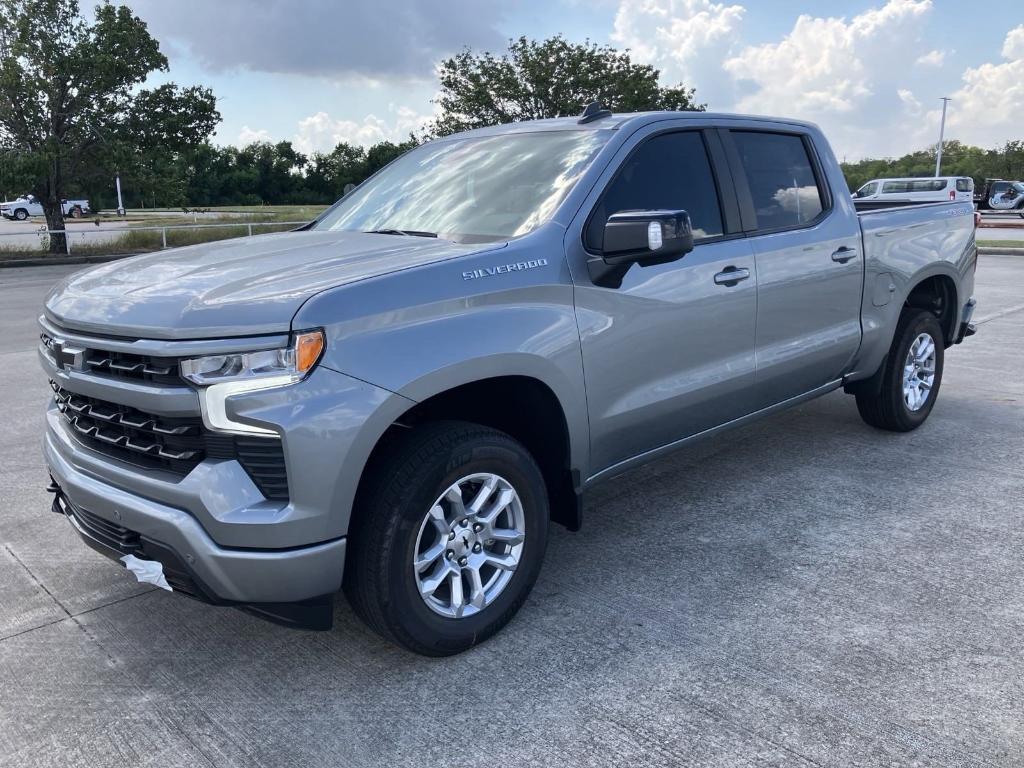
[713,266,750,286]
[831,246,858,263]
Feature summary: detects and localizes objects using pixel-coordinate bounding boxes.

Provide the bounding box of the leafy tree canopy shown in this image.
[430,35,705,136]
[0,0,218,250]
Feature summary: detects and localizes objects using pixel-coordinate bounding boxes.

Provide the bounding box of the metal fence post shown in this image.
[247,223,253,237]
[162,228,167,249]
[65,229,71,256]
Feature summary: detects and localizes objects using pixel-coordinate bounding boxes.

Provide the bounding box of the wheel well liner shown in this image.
[904,274,957,347]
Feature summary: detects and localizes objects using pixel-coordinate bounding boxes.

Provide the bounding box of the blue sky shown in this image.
[127,0,1023,161]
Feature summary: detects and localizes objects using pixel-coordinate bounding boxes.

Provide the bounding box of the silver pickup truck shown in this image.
[40,109,977,655]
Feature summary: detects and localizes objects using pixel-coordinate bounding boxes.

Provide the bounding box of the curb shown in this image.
[0,252,139,269]
[979,246,1024,256]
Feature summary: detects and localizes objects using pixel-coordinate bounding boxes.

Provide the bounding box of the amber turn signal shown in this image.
[295,330,325,374]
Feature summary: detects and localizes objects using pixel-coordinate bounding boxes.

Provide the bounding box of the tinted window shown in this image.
[731,131,824,230]
[956,178,972,192]
[587,131,723,249]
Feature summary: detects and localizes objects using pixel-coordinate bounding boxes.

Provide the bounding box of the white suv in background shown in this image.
[854,177,974,204]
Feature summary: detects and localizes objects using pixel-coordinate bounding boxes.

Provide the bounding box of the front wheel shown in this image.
[856,308,945,432]
[13,209,28,221]
[345,421,549,656]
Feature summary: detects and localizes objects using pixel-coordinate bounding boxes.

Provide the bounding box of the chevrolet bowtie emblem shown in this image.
[45,335,86,372]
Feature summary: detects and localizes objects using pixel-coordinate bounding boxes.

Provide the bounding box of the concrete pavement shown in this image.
[1,257,1023,766]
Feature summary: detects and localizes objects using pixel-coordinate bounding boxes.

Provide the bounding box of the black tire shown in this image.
[13,208,28,221]
[344,421,549,656]
[856,308,945,432]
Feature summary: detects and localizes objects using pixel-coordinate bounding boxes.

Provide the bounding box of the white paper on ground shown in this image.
[120,554,173,591]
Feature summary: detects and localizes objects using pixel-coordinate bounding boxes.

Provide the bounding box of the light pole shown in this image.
[115,171,125,216]
[934,97,951,177]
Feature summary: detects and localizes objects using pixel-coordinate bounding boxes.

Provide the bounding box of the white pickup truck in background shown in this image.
[0,194,90,221]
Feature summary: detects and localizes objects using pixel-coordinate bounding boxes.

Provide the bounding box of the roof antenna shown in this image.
[578,101,612,124]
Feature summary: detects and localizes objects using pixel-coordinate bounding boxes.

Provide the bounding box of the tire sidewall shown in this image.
[888,310,944,429]
[383,438,548,653]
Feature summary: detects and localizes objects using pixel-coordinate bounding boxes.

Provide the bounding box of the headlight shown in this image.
[182,330,324,435]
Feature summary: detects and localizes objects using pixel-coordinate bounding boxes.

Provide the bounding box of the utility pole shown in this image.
[934,97,951,177]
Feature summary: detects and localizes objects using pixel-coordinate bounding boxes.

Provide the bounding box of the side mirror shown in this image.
[588,209,695,288]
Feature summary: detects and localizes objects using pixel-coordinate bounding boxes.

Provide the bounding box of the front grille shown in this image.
[51,381,289,500]
[40,331,182,384]
[83,349,181,384]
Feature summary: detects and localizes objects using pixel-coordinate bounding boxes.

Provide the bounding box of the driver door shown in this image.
[566,128,758,475]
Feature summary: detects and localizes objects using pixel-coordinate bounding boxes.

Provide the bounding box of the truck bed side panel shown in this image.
[849,202,976,380]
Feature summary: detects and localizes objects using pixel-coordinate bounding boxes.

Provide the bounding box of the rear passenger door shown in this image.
[568,128,758,474]
[722,129,863,409]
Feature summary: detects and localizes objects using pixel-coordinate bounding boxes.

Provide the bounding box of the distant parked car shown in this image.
[853,176,974,205]
[0,194,90,221]
[974,179,1024,216]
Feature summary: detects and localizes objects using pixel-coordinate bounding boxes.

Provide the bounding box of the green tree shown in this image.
[430,35,704,136]
[0,0,218,253]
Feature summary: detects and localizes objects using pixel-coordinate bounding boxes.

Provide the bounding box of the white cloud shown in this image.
[609,0,957,158]
[611,0,745,99]
[718,0,942,158]
[293,106,430,154]
[897,89,922,114]
[938,25,1024,149]
[723,1,932,117]
[1002,24,1024,60]
[237,126,272,144]
[915,49,945,67]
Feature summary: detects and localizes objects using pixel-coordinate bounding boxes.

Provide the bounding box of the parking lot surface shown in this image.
[2,257,1023,767]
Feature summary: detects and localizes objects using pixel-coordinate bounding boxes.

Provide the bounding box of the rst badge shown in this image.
[463,258,549,281]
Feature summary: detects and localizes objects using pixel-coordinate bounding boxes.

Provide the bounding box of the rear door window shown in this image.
[586,131,725,249]
[730,131,825,230]
[956,178,972,192]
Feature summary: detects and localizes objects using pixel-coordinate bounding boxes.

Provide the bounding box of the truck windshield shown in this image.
[312,130,609,243]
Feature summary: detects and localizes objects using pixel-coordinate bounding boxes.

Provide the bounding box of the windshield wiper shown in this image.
[366,228,438,238]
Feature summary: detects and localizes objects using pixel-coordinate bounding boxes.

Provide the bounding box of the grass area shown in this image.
[978,240,1024,248]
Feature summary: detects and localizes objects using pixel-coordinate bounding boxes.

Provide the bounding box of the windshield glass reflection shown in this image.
[313,130,609,243]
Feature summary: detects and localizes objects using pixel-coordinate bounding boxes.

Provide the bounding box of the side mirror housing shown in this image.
[588,209,695,288]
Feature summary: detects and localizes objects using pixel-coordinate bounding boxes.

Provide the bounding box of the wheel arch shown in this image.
[356,370,585,533]
[903,271,958,347]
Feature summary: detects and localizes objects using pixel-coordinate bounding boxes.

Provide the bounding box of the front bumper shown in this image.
[46,458,344,629]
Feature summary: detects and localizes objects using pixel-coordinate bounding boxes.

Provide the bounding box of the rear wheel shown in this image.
[856,308,944,432]
[345,421,549,656]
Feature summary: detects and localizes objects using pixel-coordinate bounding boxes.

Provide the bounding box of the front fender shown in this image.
[293,244,590,479]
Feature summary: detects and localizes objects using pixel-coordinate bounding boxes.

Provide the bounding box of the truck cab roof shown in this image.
[447,111,822,139]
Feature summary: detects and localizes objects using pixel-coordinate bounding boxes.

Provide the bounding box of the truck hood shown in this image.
[46,230,499,339]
